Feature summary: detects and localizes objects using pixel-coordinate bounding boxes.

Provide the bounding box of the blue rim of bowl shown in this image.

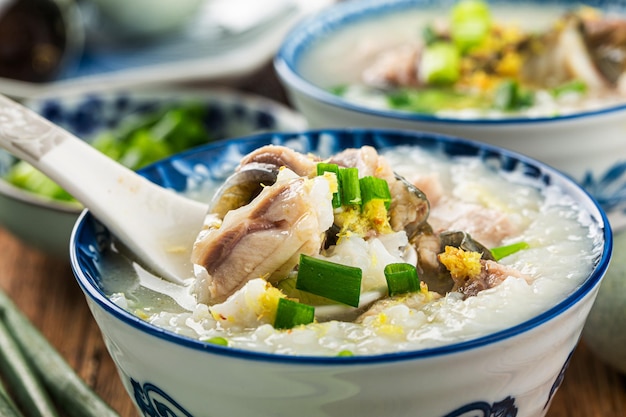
[70,128,612,365]
[274,0,626,125]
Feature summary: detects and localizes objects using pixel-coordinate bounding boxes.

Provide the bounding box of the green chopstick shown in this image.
[0,310,59,417]
[0,290,121,417]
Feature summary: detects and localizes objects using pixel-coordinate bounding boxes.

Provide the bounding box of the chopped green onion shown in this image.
[339,167,361,207]
[387,88,489,114]
[296,254,362,307]
[493,80,534,111]
[205,336,229,346]
[276,277,338,306]
[329,84,349,96]
[384,263,420,296]
[337,350,354,357]
[273,298,315,330]
[317,163,340,176]
[551,80,587,97]
[317,163,342,208]
[360,176,391,210]
[422,25,440,46]
[450,0,491,52]
[419,42,461,85]
[491,242,530,261]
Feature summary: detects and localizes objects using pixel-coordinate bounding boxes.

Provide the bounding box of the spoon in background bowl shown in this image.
[0,94,208,285]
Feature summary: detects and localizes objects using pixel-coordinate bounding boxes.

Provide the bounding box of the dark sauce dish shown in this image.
[0,0,83,83]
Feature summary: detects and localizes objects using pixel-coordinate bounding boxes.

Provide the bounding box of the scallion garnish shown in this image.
[450,0,491,52]
[493,80,534,111]
[329,84,348,96]
[205,337,229,346]
[420,41,461,85]
[339,167,361,207]
[273,298,315,330]
[490,241,530,261]
[360,176,391,210]
[551,80,587,97]
[296,254,362,307]
[422,24,440,46]
[337,350,354,357]
[384,263,420,296]
[277,277,338,306]
[317,163,342,208]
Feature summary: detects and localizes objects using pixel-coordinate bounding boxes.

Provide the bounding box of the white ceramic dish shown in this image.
[0,89,306,258]
[85,0,206,39]
[274,0,626,230]
[0,0,334,100]
[71,129,611,417]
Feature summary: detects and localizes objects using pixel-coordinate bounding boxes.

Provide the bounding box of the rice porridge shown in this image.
[298,1,626,118]
[101,144,602,356]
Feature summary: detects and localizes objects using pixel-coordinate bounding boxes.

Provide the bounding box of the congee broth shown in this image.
[103,144,602,356]
[299,0,626,118]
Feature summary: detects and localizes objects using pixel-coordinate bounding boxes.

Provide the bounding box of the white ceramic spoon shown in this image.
[0,94,209,285]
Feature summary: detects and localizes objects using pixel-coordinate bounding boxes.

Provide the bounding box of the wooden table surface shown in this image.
[0,65,625,417]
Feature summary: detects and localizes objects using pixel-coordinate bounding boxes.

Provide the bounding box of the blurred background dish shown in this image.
[274,0,626,377]
[84,0,207,40]
[275,0,626,229]
[0,0,335,99]
[0,0,84,83]
[0,88,306,258]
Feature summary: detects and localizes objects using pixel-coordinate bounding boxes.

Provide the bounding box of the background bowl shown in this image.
[0,89,306,258]
[274,0,626,375]
[274,0,626,227]
[71,129,611,417]
[83,0,206,40]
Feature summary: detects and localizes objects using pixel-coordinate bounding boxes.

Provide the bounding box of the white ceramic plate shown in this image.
[0,0,334,100]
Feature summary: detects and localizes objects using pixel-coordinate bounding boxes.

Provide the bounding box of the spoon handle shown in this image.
[0,95,207,283]
[0,95,165,213]
[0,95,69,163]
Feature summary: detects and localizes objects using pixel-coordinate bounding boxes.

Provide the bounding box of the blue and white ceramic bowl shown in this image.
[71,129,611,417]
[274,0,626,228]
[0,89,305,258]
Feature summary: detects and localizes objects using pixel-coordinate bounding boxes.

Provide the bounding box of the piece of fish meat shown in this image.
[192,169,334,304]
[328,146,429,236]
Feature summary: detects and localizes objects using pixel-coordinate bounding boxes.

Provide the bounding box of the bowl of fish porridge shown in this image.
[275,0,626,226]
[71,128,611,417]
